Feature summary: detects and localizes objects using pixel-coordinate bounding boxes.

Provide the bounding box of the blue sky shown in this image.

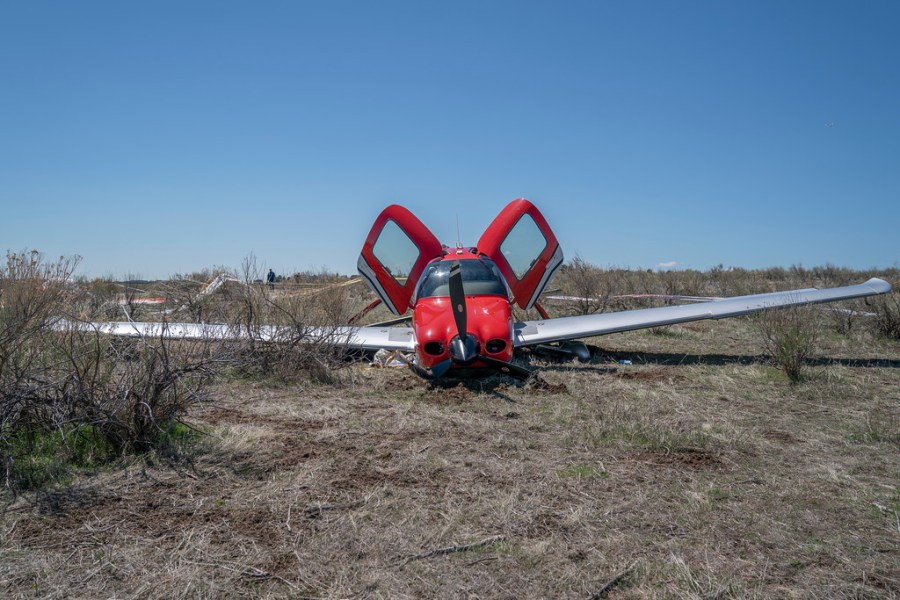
[1,1,898,280]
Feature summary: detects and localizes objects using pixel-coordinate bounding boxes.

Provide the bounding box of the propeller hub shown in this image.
[449,334,478,364]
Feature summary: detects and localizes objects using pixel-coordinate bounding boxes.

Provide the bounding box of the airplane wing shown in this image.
[514,278,892,346]
[543,293,723,303]
[55,320,416,352]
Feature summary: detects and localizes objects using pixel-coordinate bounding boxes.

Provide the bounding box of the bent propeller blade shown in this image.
[448,260,467,338]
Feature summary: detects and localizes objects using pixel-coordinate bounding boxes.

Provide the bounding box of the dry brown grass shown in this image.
[1,311,897,599]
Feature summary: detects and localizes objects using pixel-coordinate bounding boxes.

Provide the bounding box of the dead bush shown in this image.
[810,263,855,288]
[222,255,356,384]
[556,257,622,315]
[659,268,705,298]
[0,251,219,492]
[753,303,821,383]
[870,291,900,339]
[709,264,754,297]
[286,267,351,285]
[53,328,218,453]
[824,305,855,335]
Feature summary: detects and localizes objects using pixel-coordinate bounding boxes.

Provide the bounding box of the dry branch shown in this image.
[397,534,505,565]
[182,559,297,590]
[589,561,638,599]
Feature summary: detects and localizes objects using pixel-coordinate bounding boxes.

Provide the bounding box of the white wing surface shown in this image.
[56,320,415,352]
[514,278,892,347]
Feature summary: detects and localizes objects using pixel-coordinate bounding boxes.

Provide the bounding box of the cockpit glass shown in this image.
[499,212,548,280]
[372,219,419,283]
[415,259,508,299]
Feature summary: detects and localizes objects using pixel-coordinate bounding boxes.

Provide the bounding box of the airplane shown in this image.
[71,199,892,381]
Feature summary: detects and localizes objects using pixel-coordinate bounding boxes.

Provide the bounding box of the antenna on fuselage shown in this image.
[455,213,461,248]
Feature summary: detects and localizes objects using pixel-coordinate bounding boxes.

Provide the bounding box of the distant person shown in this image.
[267,269,276,290]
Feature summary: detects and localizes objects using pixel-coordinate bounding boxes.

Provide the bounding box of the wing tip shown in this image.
[864,278,893,295]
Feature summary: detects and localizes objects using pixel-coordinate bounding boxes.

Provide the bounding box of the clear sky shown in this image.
[2,1,898,280]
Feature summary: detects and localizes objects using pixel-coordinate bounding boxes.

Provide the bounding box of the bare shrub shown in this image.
[870,291,900,339]
[659,268,705,298]
[709,264,754,297]
[252,290,355,384]
[753,303,821,383]
[286,266,352,285]
[160,274,221,322]
[760,265,789,286]
[223,255,356,384]
[556,257,622,315]
[0,249,78,344]
[824,305,855,335]
[1,251,81,486]
[51,327,218,453]
[810,263,854,288]
[0,251,219,492]
[77,277,122,320]
[558,257,603,315]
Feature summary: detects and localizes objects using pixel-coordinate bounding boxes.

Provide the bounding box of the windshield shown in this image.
[415,258,508,300]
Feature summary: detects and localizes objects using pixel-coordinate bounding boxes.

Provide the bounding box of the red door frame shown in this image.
[477,199,563,310]
[357,204,443,315]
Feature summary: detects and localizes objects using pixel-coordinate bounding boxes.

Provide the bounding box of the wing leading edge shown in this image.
[514,278,892,347]
[55,320,416,352]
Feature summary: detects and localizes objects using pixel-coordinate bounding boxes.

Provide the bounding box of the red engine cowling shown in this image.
[413,295,513,369]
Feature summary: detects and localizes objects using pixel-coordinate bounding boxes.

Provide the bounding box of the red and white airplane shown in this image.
[354,199,891,379]
[78,199,892,380]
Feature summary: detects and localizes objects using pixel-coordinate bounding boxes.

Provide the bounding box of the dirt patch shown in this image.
[762,429,802,444]
[617,368,687,383]
[526,378,569,394]
[634,447,724,470]
[201,405,328,433]
[421,383,472,404]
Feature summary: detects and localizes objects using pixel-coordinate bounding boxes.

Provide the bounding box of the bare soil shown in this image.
[2,317,898,599]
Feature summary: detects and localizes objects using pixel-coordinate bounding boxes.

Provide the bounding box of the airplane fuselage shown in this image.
[357,200,564,377]
[411,252,515,371]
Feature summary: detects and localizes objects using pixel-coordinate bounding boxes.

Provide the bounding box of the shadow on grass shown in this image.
[578,350,900,369]
[32,484,104,515]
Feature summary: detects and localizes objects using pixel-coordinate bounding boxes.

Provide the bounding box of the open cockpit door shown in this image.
[357,204,443,315]
[477,199,563,310]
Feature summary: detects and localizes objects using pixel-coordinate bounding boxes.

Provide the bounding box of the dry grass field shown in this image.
[2,311,898,598]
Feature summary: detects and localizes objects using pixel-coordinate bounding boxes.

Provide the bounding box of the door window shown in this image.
[499,213,548,280]
[373,219,420,284]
